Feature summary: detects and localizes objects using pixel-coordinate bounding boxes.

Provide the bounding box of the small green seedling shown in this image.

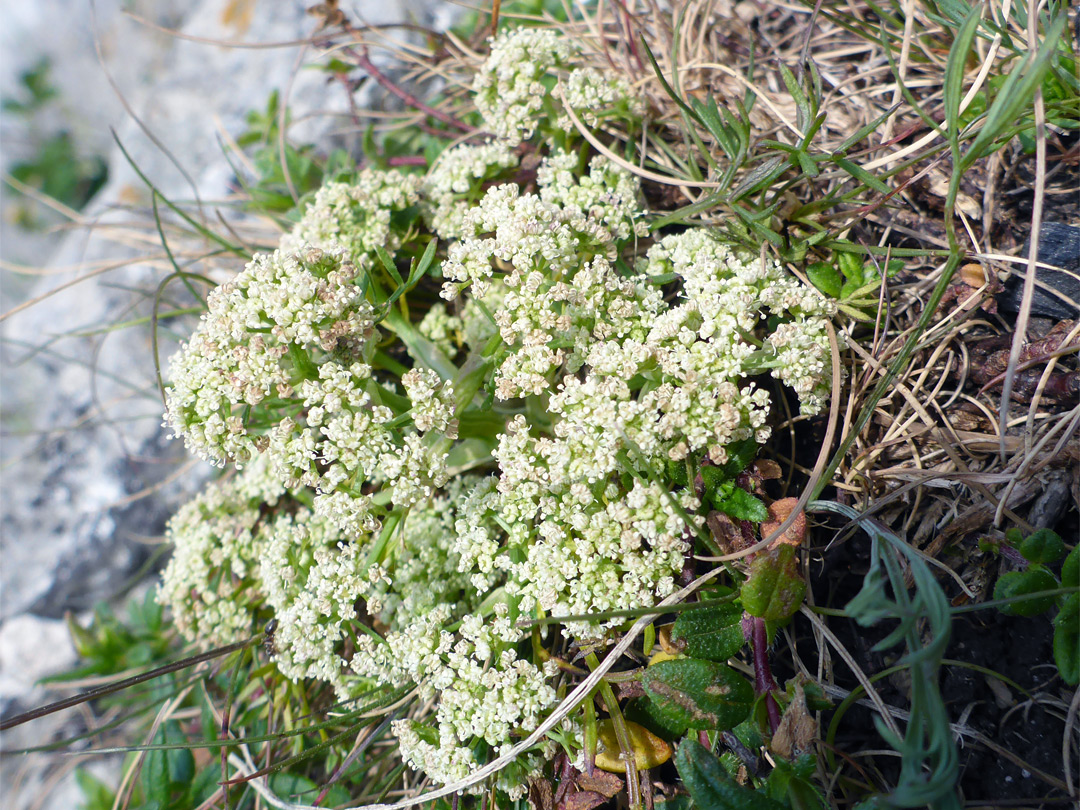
[807,250,903,321]
[993,528,1078,685]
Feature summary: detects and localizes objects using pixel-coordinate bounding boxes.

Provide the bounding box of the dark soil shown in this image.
[805,516,1073,808]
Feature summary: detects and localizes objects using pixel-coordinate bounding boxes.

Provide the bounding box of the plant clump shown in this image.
[155,21,841,800]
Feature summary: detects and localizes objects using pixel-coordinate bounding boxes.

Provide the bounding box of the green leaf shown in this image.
[1061,545,1079,590]
[730,156,786,201]
[184,766,222,807]
[835,102,900,153]
[807,261,843,298]
[962,12,1068,166]
[714,488,769,523]
[942,5,984,144]
[765,755,827,810]
[265,770,351,807]
[76,768,116,810]
[778,63,812,133]
[625,695,691,739]
[1019,529,1065,564]
[642,659,754,731]
[656,798,694,810]
[167,746,194,788]
[720,438,762,477]
[741,544,807,621]
[671,604,745,662]
[1053,594,1080,686]
[836,250,865,283]
[789,678,833,711]
[675,740,787,810]
[141,745,171,805]
[994,568,1059,616]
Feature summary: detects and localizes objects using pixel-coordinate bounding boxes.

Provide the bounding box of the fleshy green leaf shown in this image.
[625,695,691,739]
[994,568,1059,616]
[1062,545,1079,590]
[642,659,754,731]
[741,544,807,621]
[720,438,762,477]
[806,261,843,298]
[765,754,827,810]
[714,488,769,523]
[675,739,787,810]
[1053,594,1080,685]
[671,604,745,662]
[1019,529,1065,565]
[836,250,865,283]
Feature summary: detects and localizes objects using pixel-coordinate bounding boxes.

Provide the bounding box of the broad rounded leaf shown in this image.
[1061,545,1079,590]
[715,488,769,523]
[994,568,1058,617]
[642,658,754,731]
[742,544,807,621]
[594,719,672,773]
[1054,593,1079,686]
[1020,529,1065,564]
[807,262,843,298]
[675,740,787,810]
[720,438,763,478]
[625,696,690,739]
[671,604,745,662]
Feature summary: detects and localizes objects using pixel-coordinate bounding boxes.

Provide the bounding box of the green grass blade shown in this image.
[943,4,984,156]
[962,11,1068,166]
[113,131,246,257]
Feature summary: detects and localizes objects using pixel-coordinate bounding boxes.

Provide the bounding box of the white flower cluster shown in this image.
[561,67,644,127]
[370,479,478,630]
[422,140,519,240]
[473,28,578,144]
[160,26,846,794]
[281,169,423,266]
[428,184,838,645]
[158,457,285,647]
[164,246,374,467]
[417,303,463,356]
[260,508,376,696]
[472,28,646,144]
[163,158,460,584]
[441,150,650,397]
[158,457,382,697]
[354,603,556,794]
[402,368,457,436]
[643,229,841,416]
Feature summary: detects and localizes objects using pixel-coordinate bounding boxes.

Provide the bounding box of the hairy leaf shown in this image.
[1019,529,1065,565]
[675,740,787,810]
[994,568,1058,616]
[671,604,745,662]
[742,544,807,621]
[642,659,754,731]
[1054,594,1080,686]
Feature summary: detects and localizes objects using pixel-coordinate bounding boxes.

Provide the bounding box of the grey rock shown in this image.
[1,1,441,805]
[997,221,1080,320]
[2,0,438,623]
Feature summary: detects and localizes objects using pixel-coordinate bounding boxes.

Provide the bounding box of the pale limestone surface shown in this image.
[1,1,438,805]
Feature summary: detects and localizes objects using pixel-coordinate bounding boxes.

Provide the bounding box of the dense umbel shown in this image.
[159,26,839,796]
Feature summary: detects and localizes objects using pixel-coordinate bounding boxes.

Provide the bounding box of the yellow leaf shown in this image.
[595,720,673,772]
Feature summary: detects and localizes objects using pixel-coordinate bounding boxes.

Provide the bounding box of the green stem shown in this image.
[585,653,641,809]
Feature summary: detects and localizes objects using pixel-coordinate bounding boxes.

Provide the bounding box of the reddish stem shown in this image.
[345,42,472,133]
[386,155,429,167]
[751,617,782,734]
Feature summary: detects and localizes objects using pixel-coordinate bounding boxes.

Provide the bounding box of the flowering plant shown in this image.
[8,1,1072,807]
[155,23,841,801]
